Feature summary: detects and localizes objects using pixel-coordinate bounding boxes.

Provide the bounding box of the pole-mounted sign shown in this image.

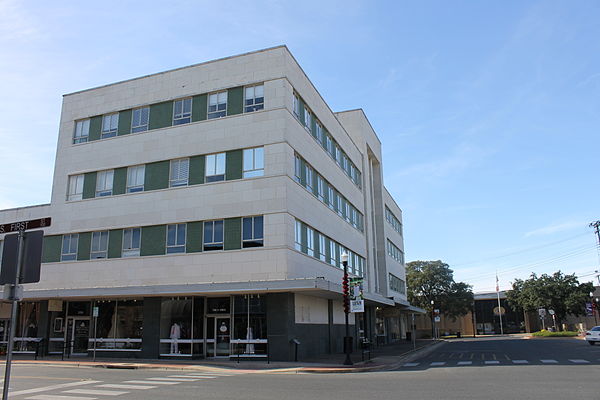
[0,217,50,400]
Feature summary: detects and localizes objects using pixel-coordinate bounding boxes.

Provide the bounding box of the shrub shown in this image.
[531,329,579,337]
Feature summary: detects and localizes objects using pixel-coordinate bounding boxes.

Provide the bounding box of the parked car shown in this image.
[585,326,600,345]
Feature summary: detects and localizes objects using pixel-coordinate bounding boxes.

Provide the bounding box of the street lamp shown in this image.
[341,252,353,366]
[431,300,436,340]
[591,292,599,326]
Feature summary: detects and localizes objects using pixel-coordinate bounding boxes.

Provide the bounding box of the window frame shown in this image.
[131,107,149,133]
[96,170,114,197]
[90,231,109,259]
[61,234,79,261]
[242,147,264,178]
[122,227,141,257]
[208,91,228,119]
[101,113,119,139]
[203,220,224,251]
[169,158,189,187]
[166,223,186,254]
[173,98,192,125]
[244,84,264,113]
[67,174,84,201]
[205,153,226,182]
[126,165,145,193]
[73,119,90,144]
[242,216,264,248]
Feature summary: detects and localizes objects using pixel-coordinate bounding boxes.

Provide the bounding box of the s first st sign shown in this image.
[0,217,51,234]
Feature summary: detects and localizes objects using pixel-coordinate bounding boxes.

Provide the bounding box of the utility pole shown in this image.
[591,221,600,285]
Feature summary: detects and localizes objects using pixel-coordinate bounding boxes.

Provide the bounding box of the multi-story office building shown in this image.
[0,46,417,360]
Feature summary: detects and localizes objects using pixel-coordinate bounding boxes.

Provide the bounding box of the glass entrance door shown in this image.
[67,318,90,355]
[206,316,230,357]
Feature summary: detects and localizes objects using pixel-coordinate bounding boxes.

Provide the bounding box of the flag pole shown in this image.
[496,273,504,335]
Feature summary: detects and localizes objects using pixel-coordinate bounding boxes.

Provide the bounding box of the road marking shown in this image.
[540,359,558,364]
[569,359,590,364]
[26,395,97,400]
[512,360,528,364]
[457,361,472,365]
[9,381,102,397]
[145,377,199,382]
[430,362,446,366]
[124,380,179,385]
[96,384,156,390]
[484,360,500,365]
[403,363,419,367]
[168,375,217,379]
[63,389,127,396]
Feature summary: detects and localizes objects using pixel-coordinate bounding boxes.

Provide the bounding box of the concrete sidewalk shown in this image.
[3,339,445,374]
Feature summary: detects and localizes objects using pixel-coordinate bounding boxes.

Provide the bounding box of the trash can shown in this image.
[456,331,461,338]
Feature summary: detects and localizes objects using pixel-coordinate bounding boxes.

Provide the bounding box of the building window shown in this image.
[327,187,335,209]
[166,224,186,254]
[294,220,302,252]
[205,153,226,182]
[329,240,336,267]
[169,158,189,187]
[337,194,343,217]
[61,234,78,261]
[101,113,119,139]
[91,231,109,259]
[173,98,192,125]
[96,170,114,197]
[73,119,90,144]
[131,107,149,133]
[385,206,403,236]
[67,174,84,201]
[127,165,145,193]
[306,227,314,257]
[345,202,351,222]
[243,147,264,178]
[387,239,405,264]
[389,273,406,295]
[244,85,264,113]
[293,93,300,117]
[294,154,302,183]
[318,234,326,262]
[208,91,227,119]
[315,122,323,142]
[305,164,313,192]
[242,216,263,248]
[334,144,342,166]
[304,107,312,131]
[203,220,224,251]
[317,175,325,201]
[122,228,141,257]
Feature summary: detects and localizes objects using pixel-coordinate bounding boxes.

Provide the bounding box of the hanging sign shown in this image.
[349,278,364,313]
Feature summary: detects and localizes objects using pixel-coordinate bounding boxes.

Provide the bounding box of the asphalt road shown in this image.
[1,336,599,400]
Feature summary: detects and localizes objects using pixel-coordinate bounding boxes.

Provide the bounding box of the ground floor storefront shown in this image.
[0,292,407,361]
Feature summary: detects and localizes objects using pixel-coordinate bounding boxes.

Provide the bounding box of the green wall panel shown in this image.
[117,109,132,136]
[312,172,319,196]
[140,225,166,256]
[144,160,169,191]
[82,172,97,199]
[224,218,241,250]
[186,221,203,253]
[313,229,320,258]
[225,149,242,181]
[108,229,123,259]
[88,116,102,141]
[149,101,173,130]
[299,159,307,186]
[112,167,127,195]
[41,235,62,263]
[300,223,308,254]
[310,117,317,138]
[189,155,205,185]
[324,237,331,262]
[192,94,207,122]
[77,232,91,261]
[298,98,305,125]
[227,86,244,116]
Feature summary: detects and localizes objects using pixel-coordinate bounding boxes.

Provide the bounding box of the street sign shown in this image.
[0,217,51,234]
[349,277,364,313]
[0,230,44,284]
[493,306,506,316]
[434,316,441,322]
[548,309,555,315]
[93,307,99,317]
[433,309,440,315]
[538,308,546,317]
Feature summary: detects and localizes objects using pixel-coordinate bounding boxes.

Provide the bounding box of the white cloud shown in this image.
[524,220,586,237]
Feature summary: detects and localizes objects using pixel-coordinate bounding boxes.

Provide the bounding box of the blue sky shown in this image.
[1,0,598,291]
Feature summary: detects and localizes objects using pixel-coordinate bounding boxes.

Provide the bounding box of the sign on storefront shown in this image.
[349,278,364,313]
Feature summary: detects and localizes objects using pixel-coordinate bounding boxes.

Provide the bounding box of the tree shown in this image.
[506,271,594,330]
[406,260,474,323]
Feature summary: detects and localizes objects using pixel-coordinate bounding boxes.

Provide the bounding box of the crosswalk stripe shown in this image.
[430,362,446,366]
[484,361,500,365]
[168,375,217,379]
[403,362,419,367]
[96,384,156,390]
[569,359,590,364]
[123,380,179,385]
[145,377,199,382]
[10,381,103,397]
[63,389,127,396]
[26,396,97,400]
[512,360,528,364]
[457,361,472,365]
[540,359,558,364]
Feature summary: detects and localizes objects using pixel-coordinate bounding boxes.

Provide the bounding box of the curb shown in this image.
[298,340,446,374]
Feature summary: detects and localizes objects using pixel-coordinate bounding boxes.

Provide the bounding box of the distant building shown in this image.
[0,46,418,360]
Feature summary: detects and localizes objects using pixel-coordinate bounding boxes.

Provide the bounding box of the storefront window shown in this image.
[48,300,66,354]
[160,297,205,356]
[15,302,41,352]
[91,299,143,351]
[232,295,267,356]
